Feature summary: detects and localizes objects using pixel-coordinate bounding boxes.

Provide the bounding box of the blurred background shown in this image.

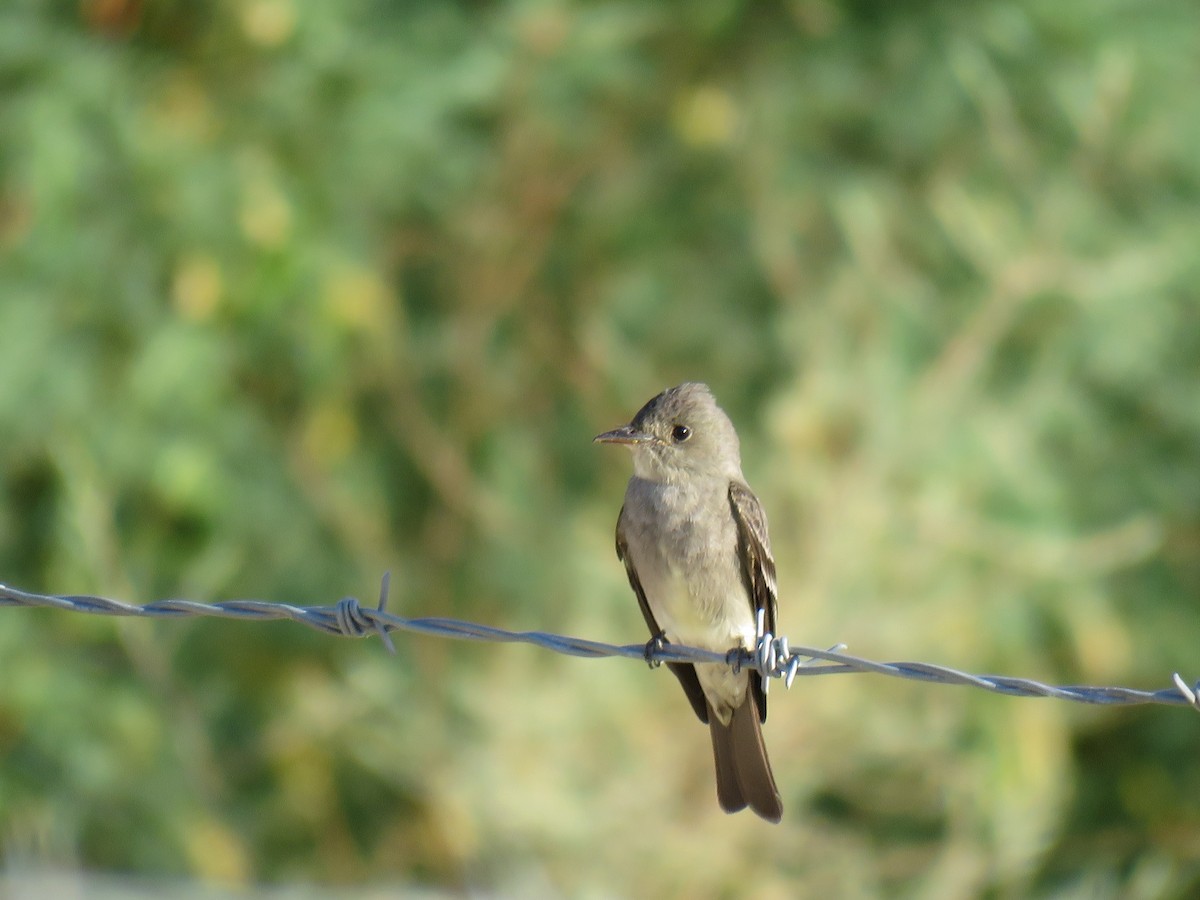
[1,0,1199,897]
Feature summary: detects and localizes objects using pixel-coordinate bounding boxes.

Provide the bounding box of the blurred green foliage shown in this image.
[1,0,1199,896]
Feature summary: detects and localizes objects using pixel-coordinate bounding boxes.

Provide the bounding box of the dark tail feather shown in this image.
[711,717,745,813]
[708,690,783,823]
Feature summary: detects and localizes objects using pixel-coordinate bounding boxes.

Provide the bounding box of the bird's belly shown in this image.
[646,563,756,722]
[645,564,755,653]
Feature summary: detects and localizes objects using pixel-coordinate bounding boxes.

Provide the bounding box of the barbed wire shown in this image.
[1,574,1196,712]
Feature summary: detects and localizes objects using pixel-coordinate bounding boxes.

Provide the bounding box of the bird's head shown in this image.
[594,382,742,483]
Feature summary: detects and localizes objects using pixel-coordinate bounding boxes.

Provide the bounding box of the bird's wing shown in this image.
[617,505,710,724]
[728,481,779,723]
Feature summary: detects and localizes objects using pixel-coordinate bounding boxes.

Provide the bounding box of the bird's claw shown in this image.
[644,632,668,669]
[727,647,746,675]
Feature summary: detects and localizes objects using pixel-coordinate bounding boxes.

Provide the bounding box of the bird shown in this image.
[595,382,783,822]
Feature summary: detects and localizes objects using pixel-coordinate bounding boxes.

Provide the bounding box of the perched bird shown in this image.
[595,383,782,822]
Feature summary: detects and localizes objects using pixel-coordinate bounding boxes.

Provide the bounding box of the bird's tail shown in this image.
[709,687,783,823]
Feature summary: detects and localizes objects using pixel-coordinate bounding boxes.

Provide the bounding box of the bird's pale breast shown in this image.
[621,475,757,720]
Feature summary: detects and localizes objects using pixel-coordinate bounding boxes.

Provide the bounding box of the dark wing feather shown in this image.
[728,481,778,723]
[616,505,710,724]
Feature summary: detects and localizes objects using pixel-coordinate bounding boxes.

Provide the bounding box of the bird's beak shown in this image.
[594,425,654,445]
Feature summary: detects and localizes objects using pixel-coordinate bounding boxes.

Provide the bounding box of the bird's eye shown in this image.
[671,424,691,443]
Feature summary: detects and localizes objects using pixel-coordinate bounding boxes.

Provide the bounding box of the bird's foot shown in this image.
[727,647,747,675]
[643,632,668,669]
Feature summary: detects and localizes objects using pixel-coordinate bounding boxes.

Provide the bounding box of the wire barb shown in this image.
[1172,673,1200,712]
[331,573,397,654]
[0,578,1195,712]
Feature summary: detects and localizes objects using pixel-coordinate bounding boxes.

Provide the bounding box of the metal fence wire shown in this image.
[2,574,1196,712]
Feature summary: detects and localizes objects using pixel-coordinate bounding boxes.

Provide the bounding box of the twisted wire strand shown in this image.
[1,575,1196,712]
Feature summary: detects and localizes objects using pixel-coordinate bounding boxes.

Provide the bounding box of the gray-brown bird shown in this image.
[595,382,783,822]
